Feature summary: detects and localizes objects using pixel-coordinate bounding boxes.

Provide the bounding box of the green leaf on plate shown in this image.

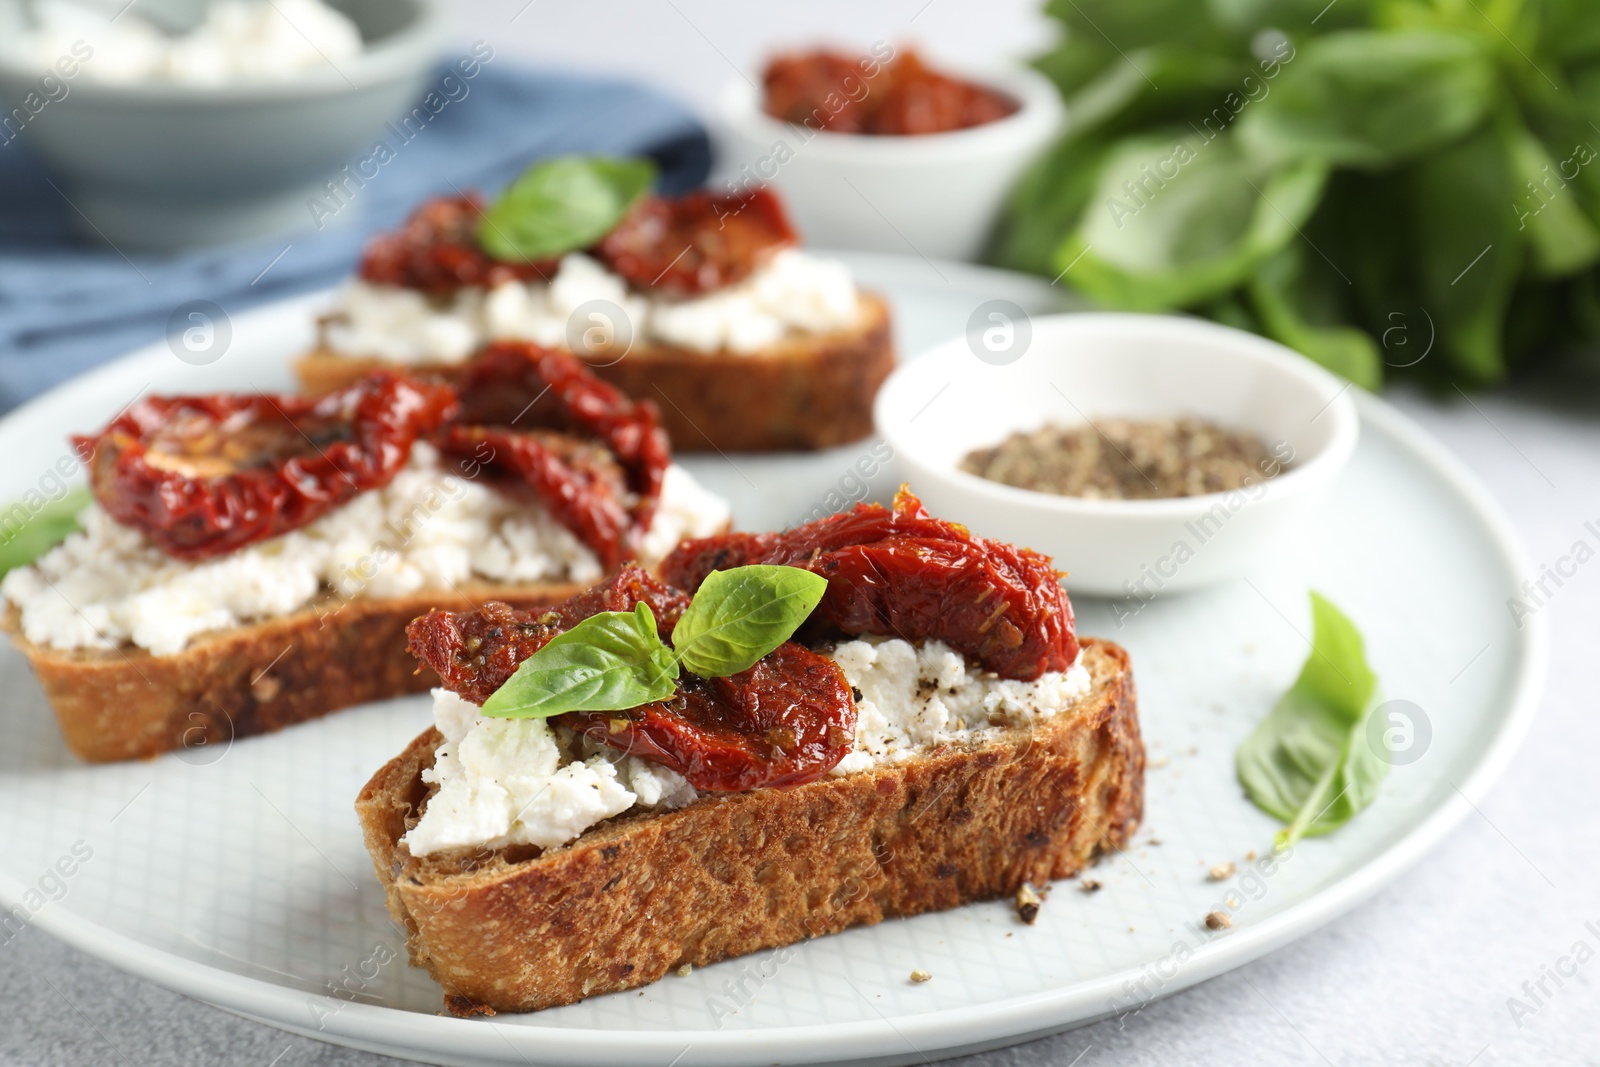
[671,565,827,678]
[1236,591,1386,845]
[477,155,657,263]
[0,487,91,577]
[1237,29,1498,168]
[480,602,679,719]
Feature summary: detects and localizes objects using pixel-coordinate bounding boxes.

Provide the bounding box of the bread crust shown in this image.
[295,293,896,453]
[355,638,1143,1015]
[2,582,584,763]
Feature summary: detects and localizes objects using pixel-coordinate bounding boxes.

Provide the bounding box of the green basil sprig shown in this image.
[480,603,679,719]
[480,565,828,720]
[1236,591,1387,845]
[671,565,829,677]
[477,155,657,263]
[0,487,91,577]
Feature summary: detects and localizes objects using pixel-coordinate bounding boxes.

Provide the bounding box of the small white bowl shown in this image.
[0,0,447,249]
[874,313,1360,598]
[714,60,1062,262]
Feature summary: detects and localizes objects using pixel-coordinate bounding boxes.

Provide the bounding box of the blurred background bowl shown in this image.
[0,0,448,249]
[874,312,1360,597]
[714,61,1062,262]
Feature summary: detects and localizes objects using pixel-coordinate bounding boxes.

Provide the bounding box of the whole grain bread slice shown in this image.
[295,292,896,453]
[354,637,1143,1016]
[3,580,585,763]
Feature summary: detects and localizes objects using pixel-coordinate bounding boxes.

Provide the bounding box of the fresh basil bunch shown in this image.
[477,155,657,262]
[480,566,829,719]
[994,0,1600,388]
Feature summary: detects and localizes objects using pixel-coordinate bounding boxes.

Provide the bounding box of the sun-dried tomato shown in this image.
[565,642,854,791]
[762,48,1018,136]
[437,425,638,571]
[77,373,456,561]
[661,488,1078,681]
[867,51,1019,135]
[446,342,671,562]
[408,566,689,705]
[596,188,798,296]
[359,194,559,294]
[763,50,877,134]
[406,567,855,790]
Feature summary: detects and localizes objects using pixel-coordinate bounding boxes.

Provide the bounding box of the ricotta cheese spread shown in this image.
[401,689,697,857]
[0,444,729,657]
[324,249,862,363]
[16,0,363,86]
[402,637,1090,856]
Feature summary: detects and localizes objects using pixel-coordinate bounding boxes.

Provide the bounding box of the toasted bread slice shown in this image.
[296,292,896,453]
[354,637,1142,1016]
[2,581,585,763]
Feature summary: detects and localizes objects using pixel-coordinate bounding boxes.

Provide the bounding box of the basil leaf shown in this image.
[1405,121,1523,386]
[477,155,657,263]
[481,602,678,719]
[1042,0,1233,53]
[1539,0,1600,65]
[0,487,91,577]
[1506,120,1600,278]
[1237,29,1498,169]
[671,565,828,679]
[991,132,1118,275]
[1058,132,1328,310]
[1236,592,1386,845]
[1248,245,1382,389]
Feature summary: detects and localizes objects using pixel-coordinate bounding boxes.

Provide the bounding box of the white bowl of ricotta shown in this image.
[874,313,1360,601]
[0,0,448,248]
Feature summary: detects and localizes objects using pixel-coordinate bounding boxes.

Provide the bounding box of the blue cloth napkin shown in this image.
[0,64,711,411]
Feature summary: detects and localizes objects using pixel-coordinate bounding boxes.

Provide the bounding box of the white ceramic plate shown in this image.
[0,254,1546,1067]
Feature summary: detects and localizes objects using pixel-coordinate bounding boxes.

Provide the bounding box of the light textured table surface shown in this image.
[5,3,1599,1064]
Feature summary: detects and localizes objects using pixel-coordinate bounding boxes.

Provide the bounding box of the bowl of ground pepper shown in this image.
[874,313,1359,598]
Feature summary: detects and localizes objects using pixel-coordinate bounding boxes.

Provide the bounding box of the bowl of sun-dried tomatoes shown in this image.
[715,43,1063,262]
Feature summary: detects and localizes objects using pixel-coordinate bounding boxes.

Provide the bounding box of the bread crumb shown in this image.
[1208,862,1236,881]
[1149,755,1170,769]
[910,969,932,983]
[249,673,282,703]
[1079,879,1102,893]
[1205,911,1233,930]
[1246,850,1257,862]
[675,964,693,977]
[1015,883,1042,924]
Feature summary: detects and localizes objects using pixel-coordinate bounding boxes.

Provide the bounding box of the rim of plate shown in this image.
[0,287,1548,1067]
